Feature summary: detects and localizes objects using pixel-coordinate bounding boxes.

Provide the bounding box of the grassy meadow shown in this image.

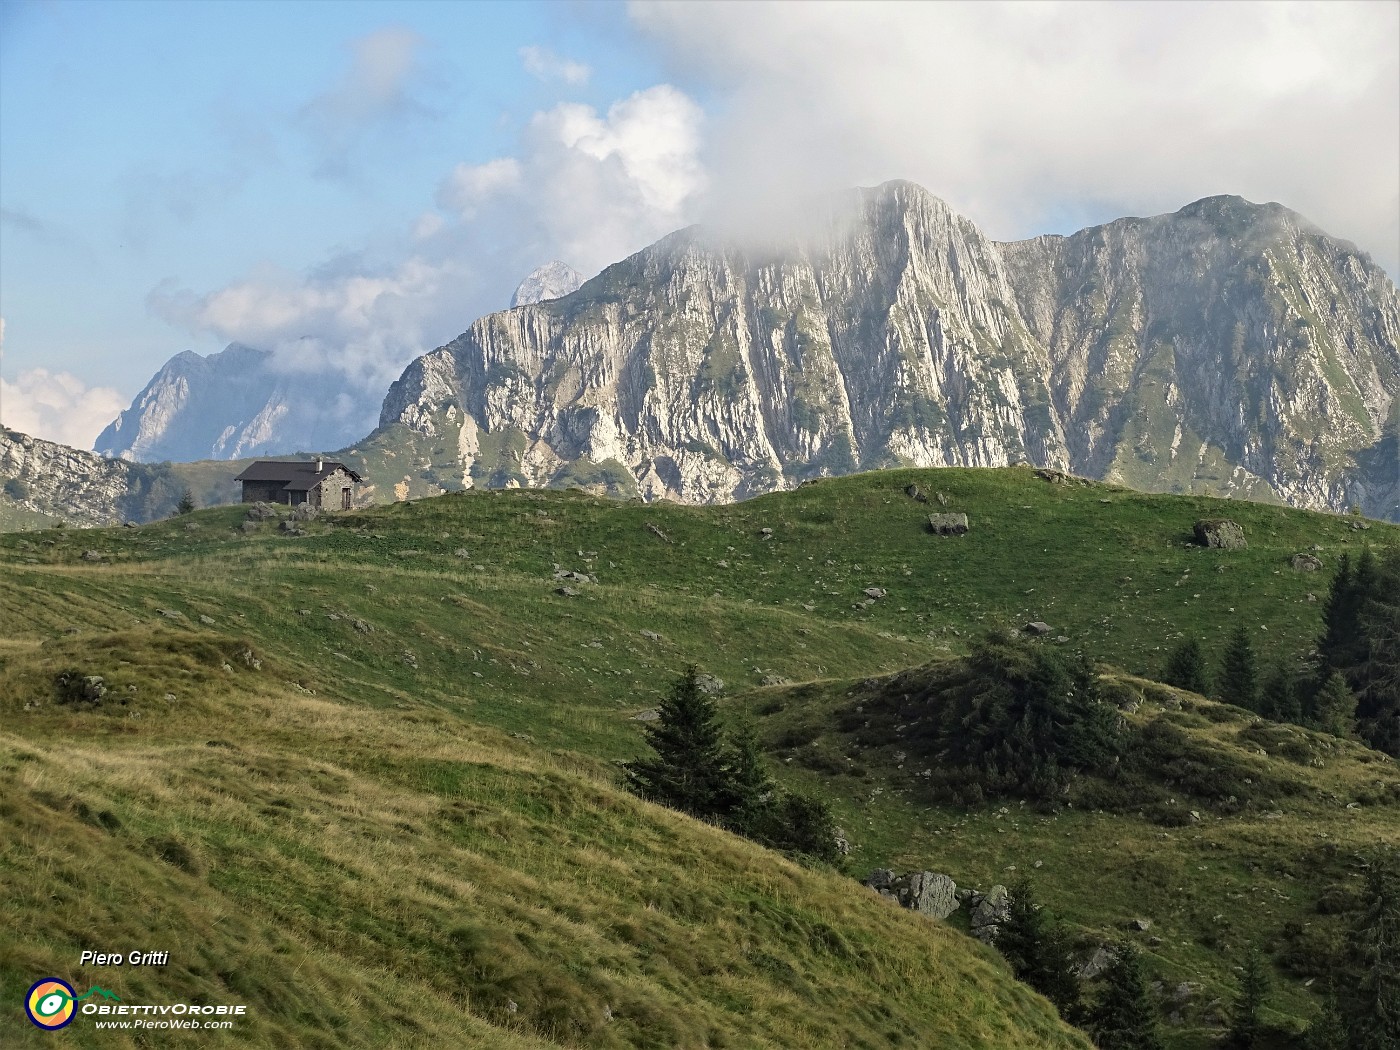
[2,465,1397,1047]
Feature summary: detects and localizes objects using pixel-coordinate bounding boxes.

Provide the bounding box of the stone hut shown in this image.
[234,459,362,509]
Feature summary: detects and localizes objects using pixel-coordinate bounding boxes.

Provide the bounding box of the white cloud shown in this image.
[519,45,591,87]
[631,0,1400,274]
[300,26,430,177]
[437,157,523,215]
[1,366,127,450]
[150,84,708,410]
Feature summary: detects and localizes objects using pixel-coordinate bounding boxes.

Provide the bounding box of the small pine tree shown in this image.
[724,722,777,838]
[769,792,843,864]
[1303,985,1349,1050]
[1162,638,1210,695]
[1260,665,1302,724]
[1227,947,1270,1049]
[1218,623,1259,712]
[1088,943,1164,1050]
[998,879,1082,1021]
[625,666,733,819]
[1348,858,1400,1050]
[1312,672,1357,738]
[176,489,196,515]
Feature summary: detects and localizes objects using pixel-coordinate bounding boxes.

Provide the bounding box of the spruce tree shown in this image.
[1348,858,1400,1050]
[1088,943,1163,1050]
[1354,547,1400,758]
[1162,638,1210,695]
[998,879,1082,1021]
[1312,672,1357,738]
[725,722,777,838]
[1227,946,1270,1049]
[1260,665,1302,724]
[1303,985,1349,1050]
[1218,623,1259,712]
[176,489,196,515]
[625,666,733,818]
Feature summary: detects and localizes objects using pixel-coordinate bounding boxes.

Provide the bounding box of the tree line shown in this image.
[1161,545,1400,757]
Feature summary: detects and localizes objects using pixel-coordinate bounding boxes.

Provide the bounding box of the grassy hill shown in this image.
[2,465,1396,1047]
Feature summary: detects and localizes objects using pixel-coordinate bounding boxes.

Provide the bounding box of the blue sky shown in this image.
[2,1,1396,448]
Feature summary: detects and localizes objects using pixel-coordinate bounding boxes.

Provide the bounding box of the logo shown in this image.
[25,980,122,1029]
[26,979,76,1030]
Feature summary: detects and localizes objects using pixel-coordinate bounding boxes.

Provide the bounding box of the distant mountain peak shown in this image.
[510,262,584,308]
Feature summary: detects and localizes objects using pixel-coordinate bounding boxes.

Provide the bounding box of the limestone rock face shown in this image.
[2,426,141,525]
[377,181,1400,518]
[511,262,585,308]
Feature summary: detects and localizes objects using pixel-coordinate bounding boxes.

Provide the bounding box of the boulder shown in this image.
[863,587,887,599]
[1193,519,1246,549]
[696,674,725,695]
[862,870,959,920]
[80,549,102,562]
[81,675,107,702]
[904,484,928,503]
[927,513,969,536]
[1023,621,1052,636]
[1291,553,1323,572]
[1078,945,1118,980]
[968,885,1010,942]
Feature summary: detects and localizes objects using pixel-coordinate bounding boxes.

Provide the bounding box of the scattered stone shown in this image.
[80,550,102,562]
[631,709,660,722]
[1290,553,1323,572]
[1023,621,1052,635]
[555,586,580,597]
[1193,519,1247,549]
[1035,468,1088,486]
[696,673,724,695]
[198,614,216,625]
[553,566,596,584]
[454,548,471,558]
[351,618,373,634]
[934,491,950,507]
[1351,520,1371,531]
[81,676,107,701]
[278,521,305,536]
[759,527,774,540]
[864,870,960,920]
[164,693,177,701]
[239,520,259,534]
[863,587,887,600]
[645,522,672,543]
[1130,917,1153,932]
[124,520,139,528]
[401,650,418,669]
[1306,593,1319,603]
[760,674,790,687]
[640,630,661,641]
[158,609,183,619]
[904,484,928,503]
[927,513,969,536]
[184,522,199,531]
[245,503,278,521]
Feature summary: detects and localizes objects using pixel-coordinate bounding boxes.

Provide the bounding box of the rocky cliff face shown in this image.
[95,343,377,464]
[511,262,585,308]
[3,427,148,525]
[377,182,1400,517]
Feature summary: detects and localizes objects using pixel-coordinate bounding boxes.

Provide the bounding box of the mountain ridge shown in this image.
[377,181,1399,517]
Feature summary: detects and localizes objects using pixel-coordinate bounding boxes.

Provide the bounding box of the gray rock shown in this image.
[696,674,724,694]
[904,484,928,503]
[555,586,580,597]
[969,885,1010,942]
[631,709,660,722]
[1024,621,1052,635]
[81,675,107,701]
[759,527,774,539]
[863,587,887,599]
[1130,917,1153,932]
[905,872,960,919]
[1078,945,1118,979]
[927,513,969,536]
[198,614,216,625]
[640,630,661,641]
[760,674,790,686]
[1291,553,1323,571]
[80,549,102,562]
[246,502,278,521]
[1193,519,1247,549]
[833,827,851,856]
[239,520,259,533]
[934,491,950,507]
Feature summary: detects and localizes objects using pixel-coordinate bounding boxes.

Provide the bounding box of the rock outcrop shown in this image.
[376,181,1400,518]
[865,870,960,920]
[511,262,585,308]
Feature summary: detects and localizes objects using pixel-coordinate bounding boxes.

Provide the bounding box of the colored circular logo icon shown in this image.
[26,978,77,1029]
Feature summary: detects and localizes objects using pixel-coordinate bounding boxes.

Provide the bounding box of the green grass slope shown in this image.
[2,465,1396,1046]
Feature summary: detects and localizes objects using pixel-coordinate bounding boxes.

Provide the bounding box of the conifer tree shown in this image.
[1348,858,1400,1050]
[625,666,733,818]
[725,722,777,838]
[1260,665,1302,724]
[176,488,196,515]
[998,879,1082,1021]
[1303,985,1349,1050]
[1162,638,1210,695]
[1227,946,1270,1049]
[1218,623,1259,712]
[1312,672,1357,738]
[1088,943,1163,1050]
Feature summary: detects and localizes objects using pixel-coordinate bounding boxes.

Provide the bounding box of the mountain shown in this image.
[94,343,378,463]
[511,261,585,307]
[1,426,243,528]
[378,181,1400,518]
